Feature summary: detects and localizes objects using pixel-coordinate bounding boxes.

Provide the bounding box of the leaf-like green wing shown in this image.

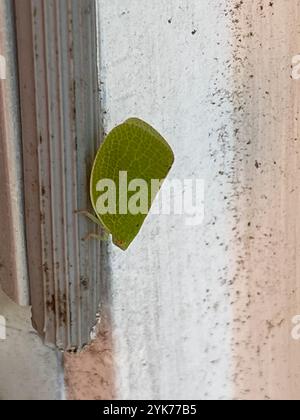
[90,118,175,250]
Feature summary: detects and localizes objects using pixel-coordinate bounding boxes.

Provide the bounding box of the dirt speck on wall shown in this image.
[64,314,116,400]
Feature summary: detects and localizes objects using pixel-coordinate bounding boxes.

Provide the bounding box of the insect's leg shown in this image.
[83,232,110,242]
[75,210,103,227]
[75,210,110,241]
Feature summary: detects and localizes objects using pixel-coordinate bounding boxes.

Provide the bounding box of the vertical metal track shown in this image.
[15,0,102,350]
[0,0,29,305]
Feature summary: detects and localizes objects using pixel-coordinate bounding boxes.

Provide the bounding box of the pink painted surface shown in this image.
[229,0,300,400]
[64,315,115,400]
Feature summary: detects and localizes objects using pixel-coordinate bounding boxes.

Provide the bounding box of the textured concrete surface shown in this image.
[0,288,63,400]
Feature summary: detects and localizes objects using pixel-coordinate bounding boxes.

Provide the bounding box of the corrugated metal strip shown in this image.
[15,0,102,350]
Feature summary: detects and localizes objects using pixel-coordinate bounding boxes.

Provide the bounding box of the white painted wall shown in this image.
[98,0,235,400]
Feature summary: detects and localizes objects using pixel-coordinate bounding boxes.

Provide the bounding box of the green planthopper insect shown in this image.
[79,118,174,251]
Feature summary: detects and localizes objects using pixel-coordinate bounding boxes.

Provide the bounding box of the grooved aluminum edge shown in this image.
[15,0,102,350]
[0,0,29,305]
